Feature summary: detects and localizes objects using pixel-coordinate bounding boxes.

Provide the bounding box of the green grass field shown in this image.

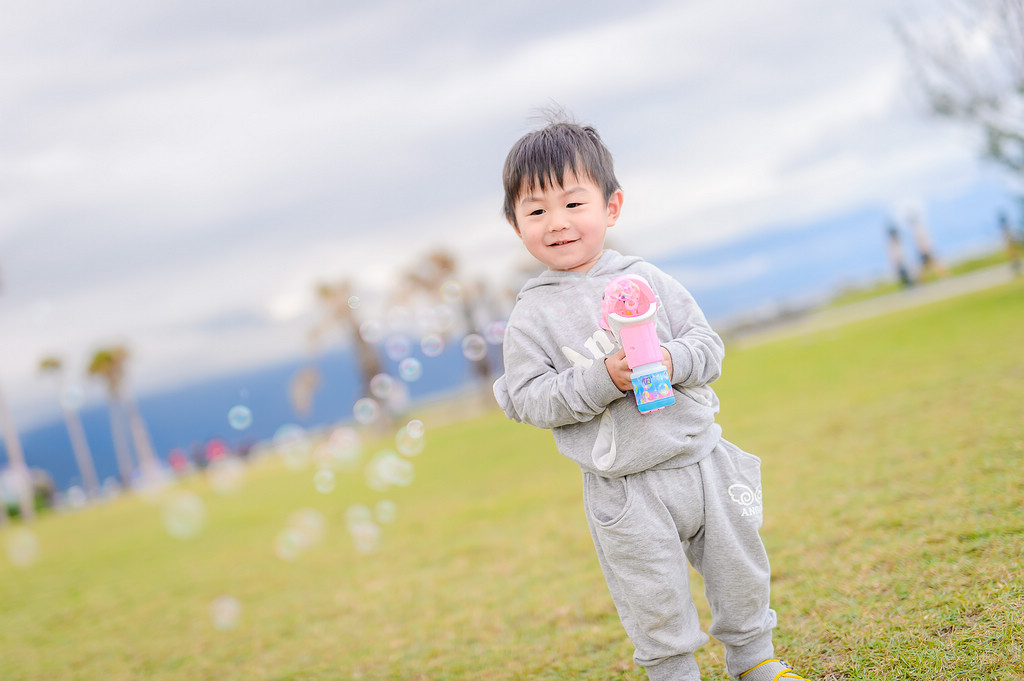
[2,278,1022,681]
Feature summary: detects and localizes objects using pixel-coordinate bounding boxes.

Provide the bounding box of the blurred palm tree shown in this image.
[39,356,100,499]
[288,365,321,419]
[310,279,383,399]
[87,346,160,488]
[402,249,495,388]
[0,264,35,523]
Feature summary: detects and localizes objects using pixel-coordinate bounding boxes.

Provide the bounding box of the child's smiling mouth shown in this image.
[550,239,577,247]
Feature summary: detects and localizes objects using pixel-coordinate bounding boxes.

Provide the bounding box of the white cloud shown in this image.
[0,0,1008,429]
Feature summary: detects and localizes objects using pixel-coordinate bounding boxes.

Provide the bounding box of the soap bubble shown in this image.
[273,424,311,470]
[366,450,415,490]
[395,421,426,457]
[359,320,384,344]
[350,519,380,554]
[345,504,380,554]
[484,321,507,345]
[227,405,253,430]
[398,357,422,382]
[60,384,85,410]
[313,469,336,494]
[344,503,373,527]
[440,280,462,302]
[210,595,242,631]
[275,508,326,561]
[462,334,488,362]
[353,398,380,425]
[274,528,304,562]
[405,419,425,439]
[369,374,396,400]
[65,485,88,509]
[347,295,361,310]
[208,456,246,495]
[289,508,326,546]
[385,335,412,361]
[420,334,444,358]
[4,527,40,567]
[161,491,207,540]
[375,499,397,525]
[320,427,361,471]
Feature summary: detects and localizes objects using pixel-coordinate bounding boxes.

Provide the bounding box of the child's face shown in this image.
[510,171,623,274]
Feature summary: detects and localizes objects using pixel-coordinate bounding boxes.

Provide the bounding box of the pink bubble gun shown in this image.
[601,275,675,413]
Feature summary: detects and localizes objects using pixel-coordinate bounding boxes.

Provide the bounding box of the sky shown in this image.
[1,0,1019,429]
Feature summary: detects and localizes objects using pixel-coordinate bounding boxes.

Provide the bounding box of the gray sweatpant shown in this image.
[582,439,777,681]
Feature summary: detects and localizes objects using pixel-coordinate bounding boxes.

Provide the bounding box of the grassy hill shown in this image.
[2,277,1022,680]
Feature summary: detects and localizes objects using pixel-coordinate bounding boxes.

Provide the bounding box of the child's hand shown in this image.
[604,350,632,392]
[605,348,674,393]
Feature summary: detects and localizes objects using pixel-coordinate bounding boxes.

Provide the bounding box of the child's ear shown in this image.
[606,189,624,227]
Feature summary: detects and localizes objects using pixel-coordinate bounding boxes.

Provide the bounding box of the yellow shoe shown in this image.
[739,658,810,681]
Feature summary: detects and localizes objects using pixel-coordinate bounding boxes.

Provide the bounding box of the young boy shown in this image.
[493,119,811,681]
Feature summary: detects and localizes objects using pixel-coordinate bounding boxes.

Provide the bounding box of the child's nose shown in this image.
[549,210,570,230]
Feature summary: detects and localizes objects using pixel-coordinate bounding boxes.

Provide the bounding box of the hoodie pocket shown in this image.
[584,472,633,528]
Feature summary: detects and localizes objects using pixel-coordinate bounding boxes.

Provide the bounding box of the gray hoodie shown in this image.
[493,249,725,477]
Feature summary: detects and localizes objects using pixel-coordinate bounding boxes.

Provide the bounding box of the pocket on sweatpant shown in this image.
[584,473,633,528]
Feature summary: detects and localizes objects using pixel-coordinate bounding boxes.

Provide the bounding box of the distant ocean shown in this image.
[2,342,498,494]
[2,176,1017,494]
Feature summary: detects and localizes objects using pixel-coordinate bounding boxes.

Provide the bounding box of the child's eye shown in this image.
[528,208,545,216]
[566,202,583,209]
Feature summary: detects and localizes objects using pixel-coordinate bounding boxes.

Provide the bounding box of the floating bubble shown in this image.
[366,450,415,490]
[228,405,253,430]
[484,320,507,345]
[207,456,246,495]
[313,469,336,494]
[65,485,88,509]
[420,334,444,358]
[369,374,396,400]
[395,423,425,457]
[274,424,311,470]
[101,476,122,497]
[344,504,373,528]
[289,508,326,547]
[274,528,304,562]
[161,491,207,540]
[353,397,380,425]
[321,427,361,471]
[440,280,462,302]
[462,334,489,362]
[375,499,397,525]
[60,384,85,410]
[275,508,326,561]
[4,527,40,567]
[385,335,412,362]
[347,295,361,310]
[210,595,242,631]
[344,505,380,554]
[405,419,425,439]
[398,357,422,382]
[433,305,457,333]
[359,320,384,344]
[350,519,380,554]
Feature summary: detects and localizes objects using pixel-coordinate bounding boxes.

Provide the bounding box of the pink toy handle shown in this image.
[618,323,663,369]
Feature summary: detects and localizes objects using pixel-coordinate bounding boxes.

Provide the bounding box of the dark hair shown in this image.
[502,120,620,227]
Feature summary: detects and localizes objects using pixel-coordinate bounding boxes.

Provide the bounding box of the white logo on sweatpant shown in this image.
[728,483,763,517]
